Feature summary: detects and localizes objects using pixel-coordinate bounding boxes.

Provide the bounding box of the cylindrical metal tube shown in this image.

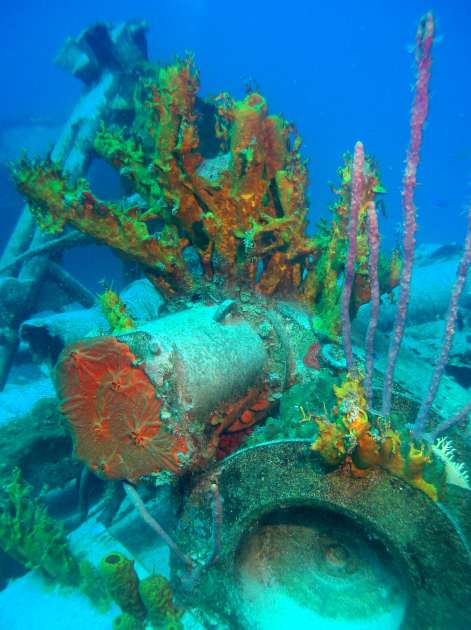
[55,304,280,481]
[135,305,267,424]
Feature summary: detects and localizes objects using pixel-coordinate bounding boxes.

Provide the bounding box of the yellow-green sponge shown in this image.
[138,575,180,628]
[100,552,146,619]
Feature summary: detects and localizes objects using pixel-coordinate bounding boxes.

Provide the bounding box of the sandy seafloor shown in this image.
[0,517,123,629]
[0,514,405,630]
[0,572,404,630]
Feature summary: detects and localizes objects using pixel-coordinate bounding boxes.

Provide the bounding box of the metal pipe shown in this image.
[55,301,308,481]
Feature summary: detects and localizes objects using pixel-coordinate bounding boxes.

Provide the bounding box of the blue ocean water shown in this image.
[0,2,470,629]
[1,1,471,278]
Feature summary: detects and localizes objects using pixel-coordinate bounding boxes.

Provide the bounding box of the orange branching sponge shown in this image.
[14,57,400,322]
[13,159,192,296]
[14,56,314,299]
[55,337,189,481]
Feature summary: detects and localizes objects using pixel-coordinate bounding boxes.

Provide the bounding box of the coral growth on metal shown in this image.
[12,52,404,482]
[13,55,397,329]
[14,56,311,298]
[310,373,444,501]
[55,337,188,481]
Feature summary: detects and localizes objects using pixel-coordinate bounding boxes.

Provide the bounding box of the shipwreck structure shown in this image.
[1,15,470,630]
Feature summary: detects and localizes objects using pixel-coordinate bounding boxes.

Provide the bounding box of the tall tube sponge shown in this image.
[364,201,380,409]
[430,400,471,443]
[341,140,364,370]
[382,12,435,417]
[413,202,471,441]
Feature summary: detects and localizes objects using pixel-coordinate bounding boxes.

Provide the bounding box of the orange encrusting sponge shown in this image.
[55,337,188,481]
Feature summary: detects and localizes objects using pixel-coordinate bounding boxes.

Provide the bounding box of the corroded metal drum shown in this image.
[54,302,311,482]
[172,440,471,630]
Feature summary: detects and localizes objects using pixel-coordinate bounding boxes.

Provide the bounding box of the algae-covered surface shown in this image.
[0,4,470,630]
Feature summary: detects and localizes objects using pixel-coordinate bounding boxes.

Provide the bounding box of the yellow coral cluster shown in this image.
[310,373,444,501]
[99,288,135,333]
